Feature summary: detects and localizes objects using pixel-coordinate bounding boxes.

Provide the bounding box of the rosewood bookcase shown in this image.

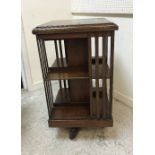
[32,18,118,139]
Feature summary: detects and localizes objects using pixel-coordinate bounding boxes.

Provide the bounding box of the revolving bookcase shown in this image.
[32,18,118,139]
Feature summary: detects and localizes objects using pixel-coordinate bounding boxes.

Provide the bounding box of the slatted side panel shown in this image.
[54,40,68,89]
[36,37,53,117]
[89,36,103,119]
[89,32,114,120]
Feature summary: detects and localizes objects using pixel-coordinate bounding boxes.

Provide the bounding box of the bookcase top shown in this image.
[32,18,118,35]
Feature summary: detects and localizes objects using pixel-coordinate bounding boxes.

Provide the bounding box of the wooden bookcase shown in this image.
[32,18,118,139]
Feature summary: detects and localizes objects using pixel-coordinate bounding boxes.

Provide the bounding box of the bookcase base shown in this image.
[48,119,113,128]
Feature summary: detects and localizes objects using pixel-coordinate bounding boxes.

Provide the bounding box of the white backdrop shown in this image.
[72,0,133,14]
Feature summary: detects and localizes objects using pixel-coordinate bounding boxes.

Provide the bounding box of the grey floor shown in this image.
[21,88,133,155]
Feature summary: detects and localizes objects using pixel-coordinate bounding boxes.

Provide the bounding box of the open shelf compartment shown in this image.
[51,88,89,120]
[50,86,110,120]
[45,57,110,80]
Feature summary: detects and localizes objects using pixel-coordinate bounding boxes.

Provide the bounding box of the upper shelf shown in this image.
[45,58,110,80]
[32,18,118,35]
[46,66,88,80]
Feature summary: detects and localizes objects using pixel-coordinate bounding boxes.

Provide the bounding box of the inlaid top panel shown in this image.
[32,18,118,35]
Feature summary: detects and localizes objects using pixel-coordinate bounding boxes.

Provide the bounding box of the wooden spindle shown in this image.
[54,40,62,89]
[58,40,67,89]
[102,37,108,119]
[88,37,93,117]
[41,40,49,73]
[95,37,100,119]
[105,36,108,64]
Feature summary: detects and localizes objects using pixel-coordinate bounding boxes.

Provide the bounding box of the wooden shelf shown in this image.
[45,58,110,80]
[51,105,90,120]
[51,88,109,120]
[46,66,88,80]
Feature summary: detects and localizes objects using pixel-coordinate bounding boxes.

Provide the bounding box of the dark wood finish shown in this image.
[33,18,118,138]
[64,38,88,66]
[58,40,67,88]
[54,40,62,89]
[88,37,93,117]
[109,32,115,119]
[51,105,89,120]
[102,37,108,119]
[47,66,110,80]
[36,31,113,40]
[32,18,118,35]
[64,38,89,102]
[46,58,110,80]
[95,37,100,119]
[47,66,88,80]
[48,119,113,128]
[53,88,106,105]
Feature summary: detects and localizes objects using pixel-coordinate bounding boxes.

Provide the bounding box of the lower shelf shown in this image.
[51,88,110,120]
[51,105,90,120]
[48,118,113,128]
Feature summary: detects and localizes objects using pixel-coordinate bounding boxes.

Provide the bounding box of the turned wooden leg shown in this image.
[69,128,80,139]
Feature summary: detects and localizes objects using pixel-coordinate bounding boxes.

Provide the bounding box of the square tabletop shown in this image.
[32,18,118,35]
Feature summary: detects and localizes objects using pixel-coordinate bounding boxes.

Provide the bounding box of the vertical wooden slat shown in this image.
[41,40,49,72]
[36,37,51,117]
[64,40,69,65]
[105,37,108,64]
[54,40,62,89]
[62,40,68,88]
[102,37,108,119]
[95,37,100,119]
[59,40,67,89]
[109,32,115,119]
[54,40,60,66]
[63,40,71,101]
[88,37,93,117]
[58,40,64,66]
